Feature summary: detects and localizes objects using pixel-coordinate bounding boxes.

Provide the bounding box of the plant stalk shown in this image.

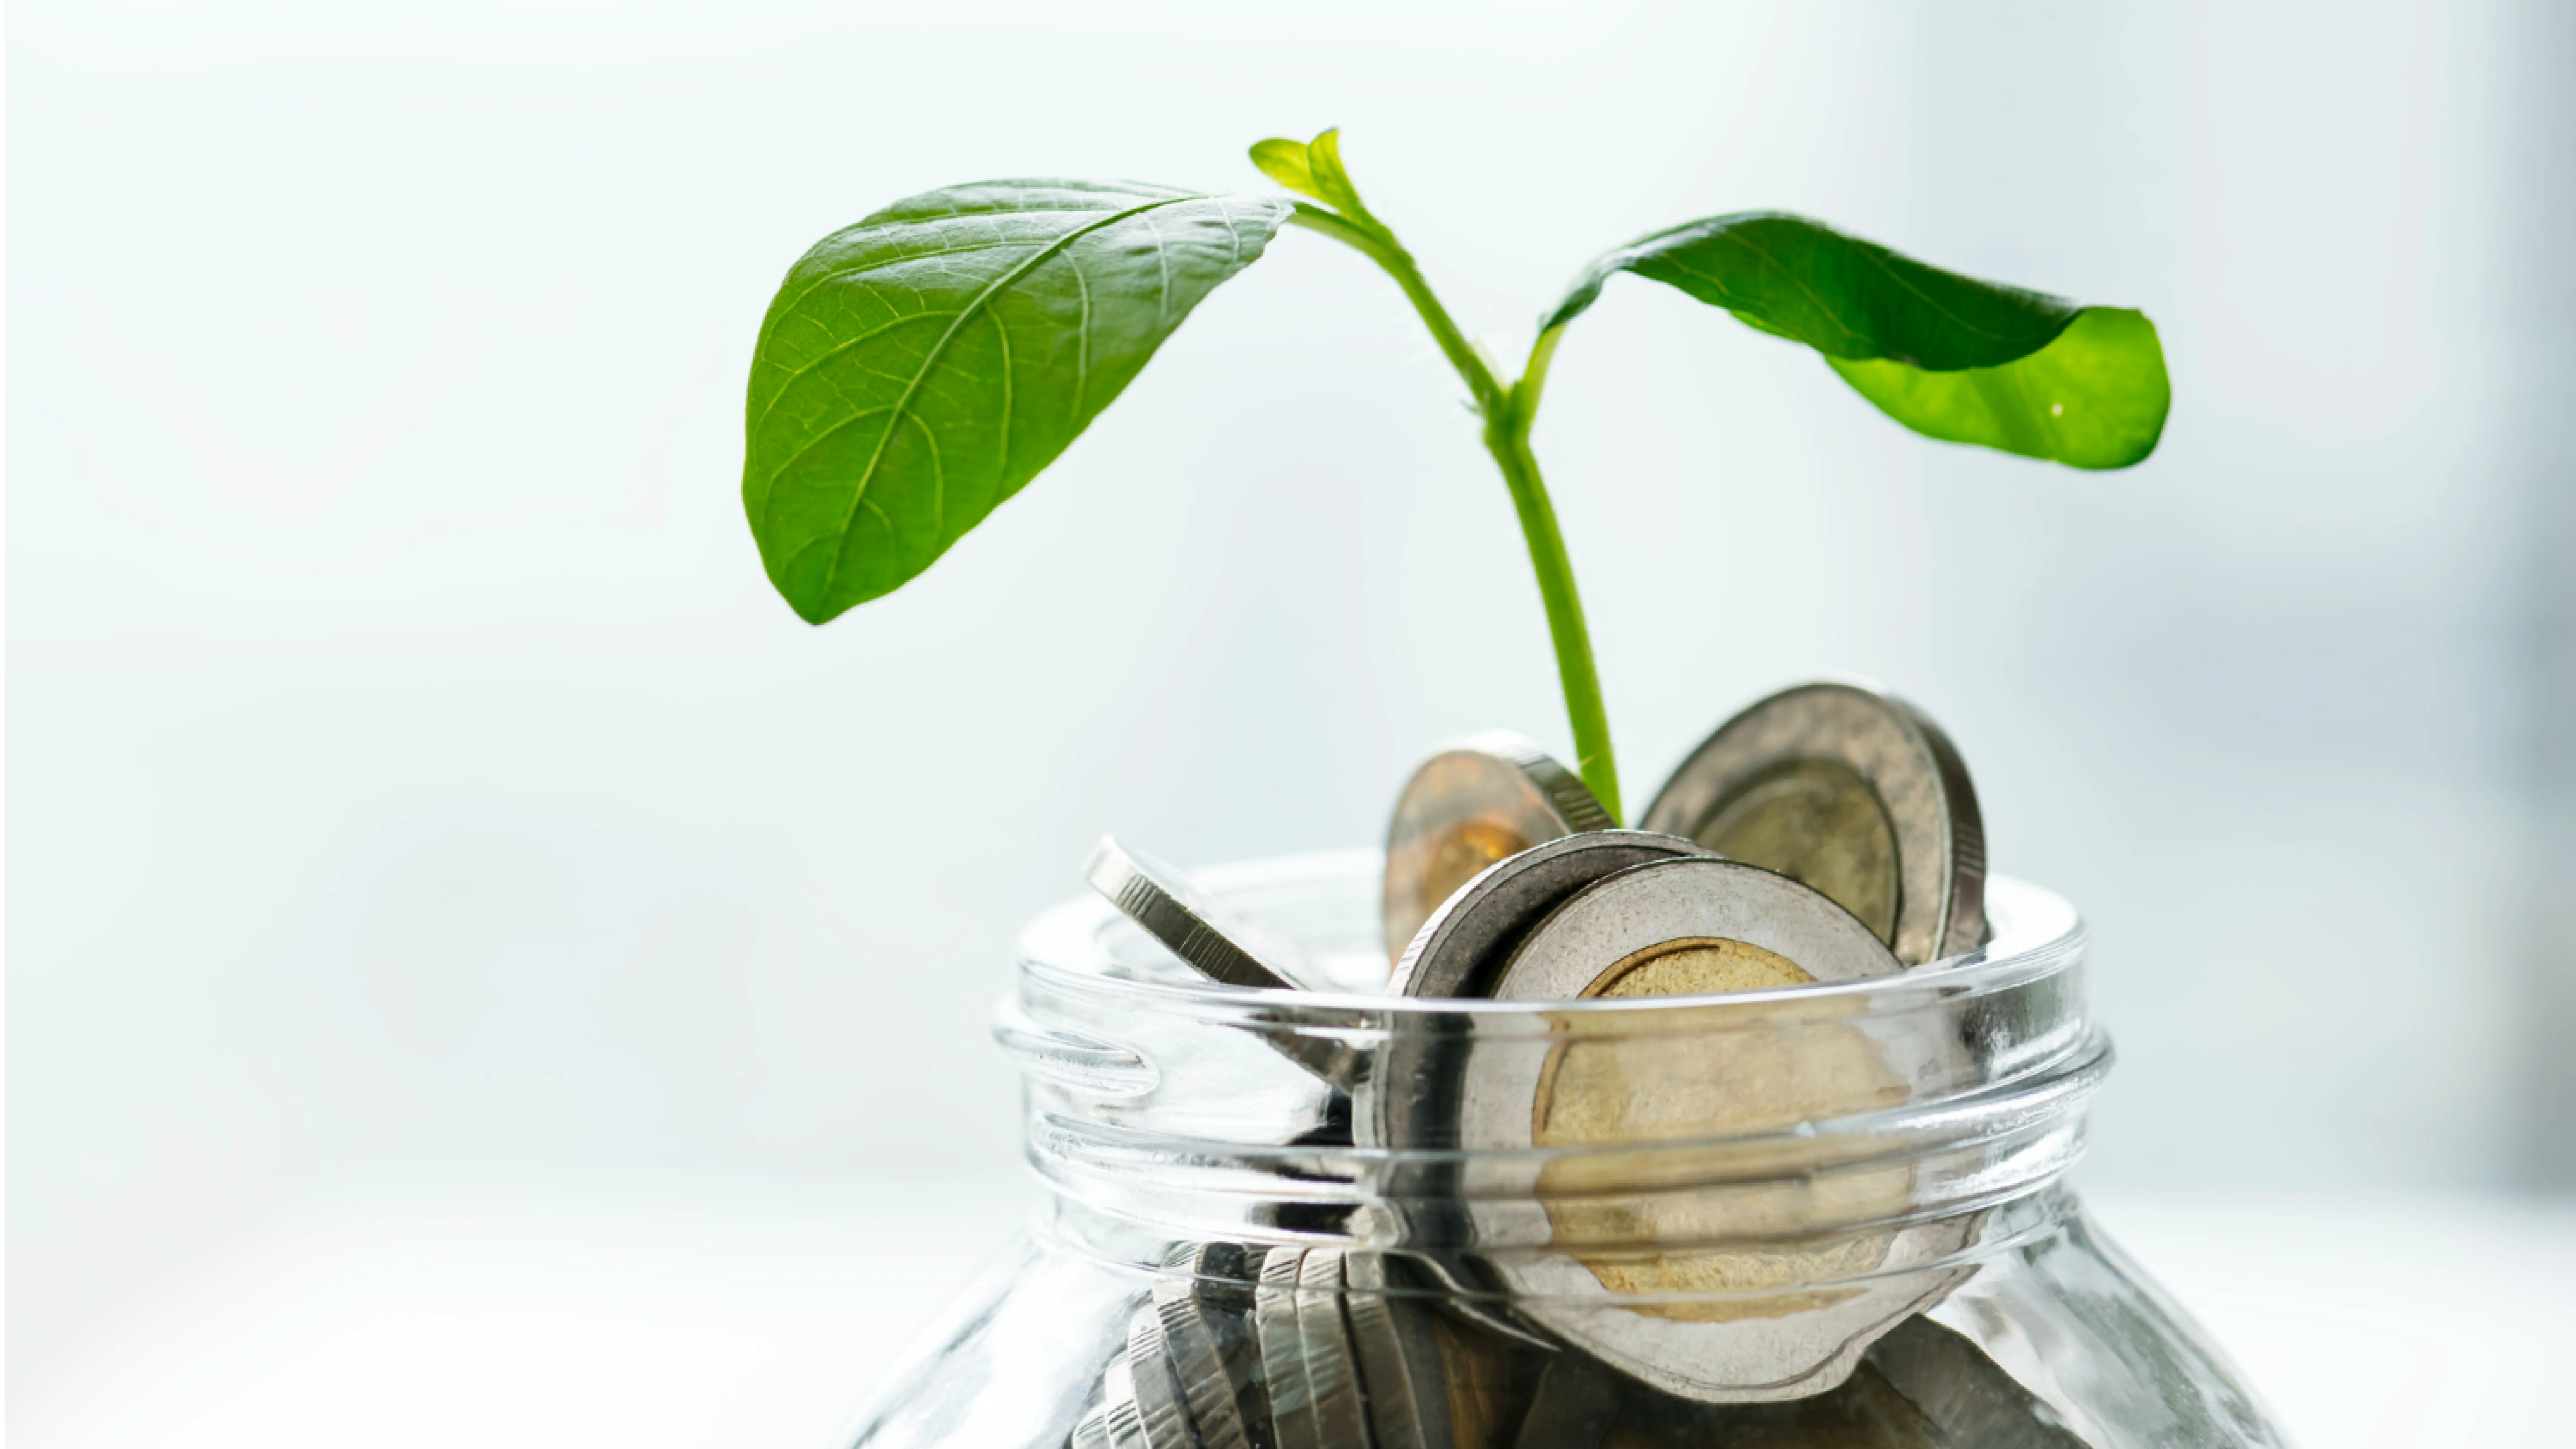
[1288,209,1623,821]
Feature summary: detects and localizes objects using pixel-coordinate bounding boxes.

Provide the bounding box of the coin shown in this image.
[1070,1401,1119,1449]
[1425,1312,1538,1449]
[1088,836,1324,991]
[1495,856,1901,997]
[1100,1354,1154,1449]
[1639,682,1985,965]
[1457,857,1969,1404]
[1154,1245,1260,1449]
[1862,1316,2093,1447]
[1359,831,1726,1360]
[1253,1247,1321,1449]
[1370,831,1717,1156]
[1389,831,1717,1004]
[1089,837,1360,1093]
[1343,1253,1455,1449]
[1127,1305,1202,1449]
[1383,732,1614,966]
[1294,1251,1375,1449]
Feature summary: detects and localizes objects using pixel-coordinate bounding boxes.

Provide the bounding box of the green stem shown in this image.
[1287,209,1623,821]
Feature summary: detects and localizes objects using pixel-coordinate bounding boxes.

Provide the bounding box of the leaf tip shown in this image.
[1249,137,1326,202]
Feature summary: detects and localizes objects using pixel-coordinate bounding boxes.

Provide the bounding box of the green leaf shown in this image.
[1249,138,1325,201]
[1251,129,1376,230]
[1544,210,2168,468]
[743,181,1291,622]
[1299,129,1376,225]
[1826,307,2169,469]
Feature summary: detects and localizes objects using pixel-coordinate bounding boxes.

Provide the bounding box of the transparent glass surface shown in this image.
[844,852,2286,1449]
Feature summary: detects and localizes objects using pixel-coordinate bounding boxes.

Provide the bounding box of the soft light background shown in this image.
[13,0,2575,1442]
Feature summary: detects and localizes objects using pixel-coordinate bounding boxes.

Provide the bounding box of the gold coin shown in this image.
[1381,732,1611,967]
[1533,937,1911,1324]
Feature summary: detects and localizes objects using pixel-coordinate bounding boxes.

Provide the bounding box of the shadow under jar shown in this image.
[843,852,2287,1449]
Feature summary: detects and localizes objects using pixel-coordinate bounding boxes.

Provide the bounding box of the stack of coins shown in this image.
[1065,1250,2083,1449]
[1079,682,2085,1447]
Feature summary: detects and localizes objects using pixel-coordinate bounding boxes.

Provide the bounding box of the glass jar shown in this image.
[843,852,2286,1449]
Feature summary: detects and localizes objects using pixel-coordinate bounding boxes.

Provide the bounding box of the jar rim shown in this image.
[1004,850,2107,1265]
[1015,848,2085,1022]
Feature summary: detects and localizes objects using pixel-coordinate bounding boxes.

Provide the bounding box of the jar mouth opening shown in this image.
[1005,850,2103,1259]
[1017,849,2084,1023]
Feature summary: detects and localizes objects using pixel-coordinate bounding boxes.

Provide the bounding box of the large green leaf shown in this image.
[1543,211,2167,469]
[1827,307,2168,469]
[744,181,1291,622]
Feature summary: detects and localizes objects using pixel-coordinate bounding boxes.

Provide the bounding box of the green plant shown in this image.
[741,130,2169,822]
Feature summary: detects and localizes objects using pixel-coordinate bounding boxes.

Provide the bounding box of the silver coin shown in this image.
[1462,857,1967,1404]
[1153,1245,1259,1449]
[1293,1251,1374,1449]
[1493,855,1902,998]
[1368,831,1717,1154]
[1639,681,1985,965]
[1864,1316,2092,1447]
[1382,732,1613,965]
[1089,837,1360,1093]
[1100,1354,1153,1449]
[1252,1247,1320,1449]
[1070,1400,1118,1449]
[1088,836,1324,991]
[1390,831,1717,1003]
[1341,1253,1454,1449]
[1127,1304,1202,1449]
[1361,831,1721,1357]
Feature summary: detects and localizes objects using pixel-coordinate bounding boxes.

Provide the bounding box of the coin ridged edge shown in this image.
[1087,837,1304,991]
[1451,730,1615,836]
[1293,1251,1373,1449]
[1126,1306,1199,1449]
[1253,1248,1320,1449]
[1341,1253,1451,1449]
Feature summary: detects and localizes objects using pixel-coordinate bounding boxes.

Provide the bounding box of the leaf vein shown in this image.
[810,194,1211,601]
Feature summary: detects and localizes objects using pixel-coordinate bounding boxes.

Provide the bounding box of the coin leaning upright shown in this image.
[1460,856,1969,1404]
[1640,681,1985,965]
[1382,732,1614,966]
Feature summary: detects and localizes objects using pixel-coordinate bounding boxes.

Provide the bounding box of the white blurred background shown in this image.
[13,0,2576,1444]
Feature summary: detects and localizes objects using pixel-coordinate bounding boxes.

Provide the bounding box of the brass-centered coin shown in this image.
[1460,857,1970,1404]
[1639,682,1985,965]
[1366,831,1715,1153]
[1388,831,1716,1005]
[1382,732,1613,967]
[1364,832,1721,1362]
